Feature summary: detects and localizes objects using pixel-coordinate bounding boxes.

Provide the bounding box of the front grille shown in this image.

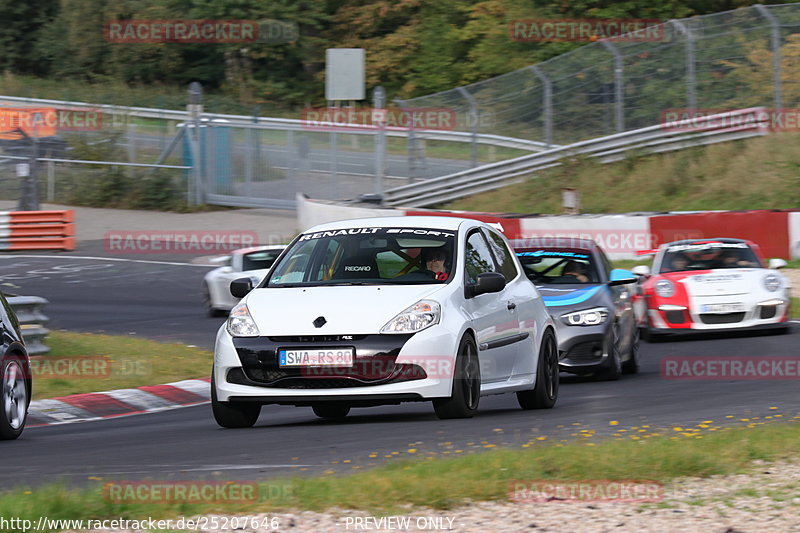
[760,306,777,320]
[564,341,603,363]
[665,310,685,324]
[268,335,367,343]
[228,364,426,389]
[699,312,745,325]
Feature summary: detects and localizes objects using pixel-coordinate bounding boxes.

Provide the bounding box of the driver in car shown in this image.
[422,248,450,281]
[666,253,689,272]
[561,260,589,283]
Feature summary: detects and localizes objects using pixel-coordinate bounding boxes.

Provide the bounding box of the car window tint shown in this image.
[317,239,344,281]
[484,229,518,281]
[598,248,612,278]
[465,231,498,284]
[269,240,315,283]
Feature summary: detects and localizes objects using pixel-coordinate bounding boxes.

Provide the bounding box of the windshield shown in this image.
[241,249,283,272]
[658,242,762,273]
[267,227,456,287]
[516,249,599,284]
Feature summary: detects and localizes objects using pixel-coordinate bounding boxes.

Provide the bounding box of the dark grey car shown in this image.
[511,238,639,379]
[0,292,31,439]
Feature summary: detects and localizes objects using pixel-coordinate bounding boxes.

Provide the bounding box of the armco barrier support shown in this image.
[7,296,50,355]
[0,210,75,251]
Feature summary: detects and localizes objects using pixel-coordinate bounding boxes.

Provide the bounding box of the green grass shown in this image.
[445,133,800,213]
[31,331,212,400]
[2,419,800,525]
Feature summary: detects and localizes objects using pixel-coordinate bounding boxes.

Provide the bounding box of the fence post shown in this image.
[395,98,421,183]
[669,19,697,111]
[755,4,783,110]
[529,66,553,147]
[457,87,479,168]
[187,82,203,206]
[373,86,387,196]
[600,40,625,132]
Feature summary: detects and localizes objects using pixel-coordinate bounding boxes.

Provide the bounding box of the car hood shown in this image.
[536,284,605,308]
[243,284,445,335]
[666,269,769,297]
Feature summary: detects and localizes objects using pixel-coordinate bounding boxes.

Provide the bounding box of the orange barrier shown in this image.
[0,210,75,251]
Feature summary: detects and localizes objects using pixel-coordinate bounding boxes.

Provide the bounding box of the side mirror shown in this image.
[230,277,254,299]
[769,258,787,269]
[467,272,506,298]
[608,268,637,286]
[632,265,651,277]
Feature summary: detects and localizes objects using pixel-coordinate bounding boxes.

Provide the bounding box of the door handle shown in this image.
[507,301,517,310]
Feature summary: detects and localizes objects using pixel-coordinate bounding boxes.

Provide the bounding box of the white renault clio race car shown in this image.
[212,216,559,427]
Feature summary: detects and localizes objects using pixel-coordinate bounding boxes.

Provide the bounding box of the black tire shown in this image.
[599,323,622,381]
[312,404,351,419]
[0,355,28,440]
[211,373,261,428]
[517,328,559,409]
[204,283,227,318]
[433,335,480,419]
[622,326,640,375]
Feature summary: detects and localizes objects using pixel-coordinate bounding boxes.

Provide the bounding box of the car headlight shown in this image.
[227,303,260,337]
[561,307,609,326]
[655,279,675,298]
[763,273,782,292]
[380,300,440,334]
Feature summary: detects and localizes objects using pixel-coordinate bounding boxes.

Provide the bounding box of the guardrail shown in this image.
[0,210,75,251]
[384,108,770,207]
[0,94,556,153]
[7,296,50,355]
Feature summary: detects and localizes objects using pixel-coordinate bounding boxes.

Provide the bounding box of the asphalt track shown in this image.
[1,253,798,488]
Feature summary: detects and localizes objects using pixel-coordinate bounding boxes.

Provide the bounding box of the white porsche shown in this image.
[211,216,559,427]
[203,245,286,317]
[634,238,792,337]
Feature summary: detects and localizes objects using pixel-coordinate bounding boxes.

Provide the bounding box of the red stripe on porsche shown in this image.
[56,393,141,417]
[138,385,206,405]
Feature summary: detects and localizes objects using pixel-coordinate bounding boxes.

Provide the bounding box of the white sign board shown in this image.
[326,48,365,101]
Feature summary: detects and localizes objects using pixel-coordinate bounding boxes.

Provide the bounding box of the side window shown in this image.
[484,229,518,281]
[599,249,612,277]
[464,231,498,284]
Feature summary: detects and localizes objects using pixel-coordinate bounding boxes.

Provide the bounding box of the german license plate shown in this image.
[278,348,355,367]
[701,302,745,314]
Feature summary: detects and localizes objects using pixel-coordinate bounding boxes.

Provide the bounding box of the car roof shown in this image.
[232,245,286,255]
[510,237,598,252]
[304,216,477,233]
[661,237,753,248]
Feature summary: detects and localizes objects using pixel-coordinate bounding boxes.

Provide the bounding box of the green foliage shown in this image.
[2,0,789,107]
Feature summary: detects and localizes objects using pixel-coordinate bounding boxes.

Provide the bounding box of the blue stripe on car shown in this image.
[541,286,603,307]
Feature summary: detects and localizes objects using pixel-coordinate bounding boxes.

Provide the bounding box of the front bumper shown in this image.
[213,325,457,403]
[555,323,610,374]
[646,297,790,333]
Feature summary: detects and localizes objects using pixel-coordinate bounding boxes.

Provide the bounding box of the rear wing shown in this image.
[635,249,658,256]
